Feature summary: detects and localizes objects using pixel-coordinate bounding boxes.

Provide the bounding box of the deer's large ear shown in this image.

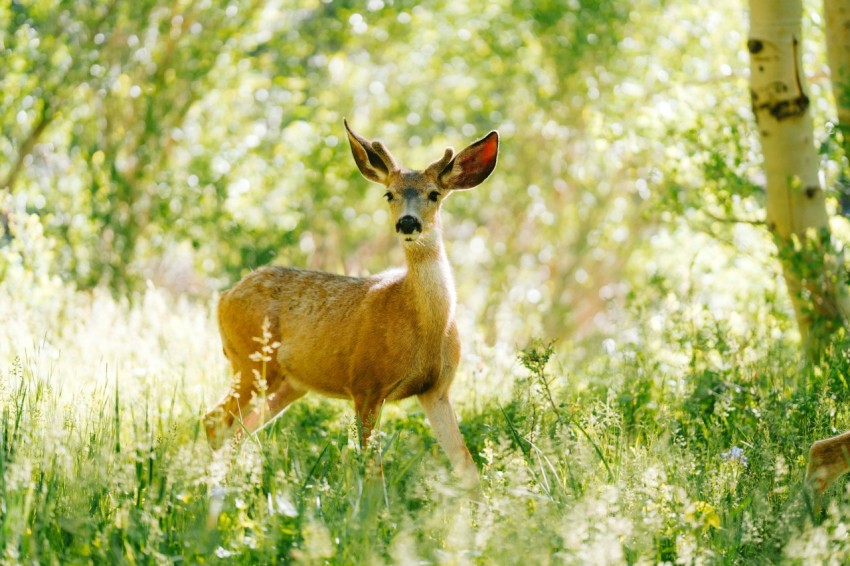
[345,119,397,185]
[439,131,499,190]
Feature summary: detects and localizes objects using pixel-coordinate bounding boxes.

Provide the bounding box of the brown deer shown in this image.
[203,120,498,486]
[806,431,850,500]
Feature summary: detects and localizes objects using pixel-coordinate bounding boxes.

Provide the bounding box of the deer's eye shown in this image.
[428,191,441,202]
[384,192,394,202]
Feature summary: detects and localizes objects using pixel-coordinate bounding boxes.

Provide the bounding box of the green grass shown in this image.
[4,278,850,564]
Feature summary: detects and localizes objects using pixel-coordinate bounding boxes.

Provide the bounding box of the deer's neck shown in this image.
[402,230,456,332]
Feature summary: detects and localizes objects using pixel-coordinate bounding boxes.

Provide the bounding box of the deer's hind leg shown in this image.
[239,377,307,438]
[204,338,290,448]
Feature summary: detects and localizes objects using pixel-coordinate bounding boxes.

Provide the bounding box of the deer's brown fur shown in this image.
[807,431,850,496]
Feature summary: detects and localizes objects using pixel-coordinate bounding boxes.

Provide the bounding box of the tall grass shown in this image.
[3,278,850,565]
[4,221,850,564]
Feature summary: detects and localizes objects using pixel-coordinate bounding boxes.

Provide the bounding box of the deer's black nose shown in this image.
[396,215,422,235]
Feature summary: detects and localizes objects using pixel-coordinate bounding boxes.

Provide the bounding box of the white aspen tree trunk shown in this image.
[825,0,850,152]
[749,0,849,355]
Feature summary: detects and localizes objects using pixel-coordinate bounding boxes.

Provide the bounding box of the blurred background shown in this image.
[7,3,850,561]
[2,0,843,360]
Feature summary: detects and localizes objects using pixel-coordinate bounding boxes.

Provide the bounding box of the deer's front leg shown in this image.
[353,394,383,449]
[418,388,478,487]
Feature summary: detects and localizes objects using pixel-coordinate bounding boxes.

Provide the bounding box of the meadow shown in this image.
[5,202,850,564]
[4,0,850,563]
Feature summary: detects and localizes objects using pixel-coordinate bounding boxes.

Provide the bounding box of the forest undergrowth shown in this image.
[4,229,850,565]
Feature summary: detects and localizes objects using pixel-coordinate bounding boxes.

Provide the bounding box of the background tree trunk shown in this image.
[825,0,850,153]
[749,0,850,356]
[825,0,850,217]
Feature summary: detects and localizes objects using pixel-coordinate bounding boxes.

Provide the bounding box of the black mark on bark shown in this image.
[751,36,810,121]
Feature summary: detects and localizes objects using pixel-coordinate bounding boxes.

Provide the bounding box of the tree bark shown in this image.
[825,0,850,153]
[749,0,850,356]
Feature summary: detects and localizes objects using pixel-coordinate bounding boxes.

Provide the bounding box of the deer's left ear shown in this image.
[345,119,398,185]
[439,131,499,190]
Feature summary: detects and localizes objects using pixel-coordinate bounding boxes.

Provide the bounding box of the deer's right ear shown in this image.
[345,119,397,185]
[439,130,499,190]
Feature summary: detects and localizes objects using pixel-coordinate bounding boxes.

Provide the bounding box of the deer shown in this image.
[806,431,850,506]
[203,119,499,487]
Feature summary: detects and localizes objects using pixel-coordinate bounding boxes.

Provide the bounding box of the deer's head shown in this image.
[345,120,499,245]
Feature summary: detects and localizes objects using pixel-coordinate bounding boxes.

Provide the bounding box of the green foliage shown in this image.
[4,280,850,563]
[1,0,641,339]
[6,0,850,563]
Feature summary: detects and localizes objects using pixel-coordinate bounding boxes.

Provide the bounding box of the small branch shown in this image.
[1,106,54,193]
[700,208,767,226]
